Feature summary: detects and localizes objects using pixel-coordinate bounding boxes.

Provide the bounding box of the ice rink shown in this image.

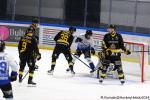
[0,46,150,100]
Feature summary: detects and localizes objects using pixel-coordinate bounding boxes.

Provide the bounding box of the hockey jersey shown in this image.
[26,25,39,39]
[76,35,94,51]
[102,32,126,53]
[54,31,74,47]
[0,53,18,85]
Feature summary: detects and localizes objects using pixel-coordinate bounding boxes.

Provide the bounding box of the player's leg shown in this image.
[96,60,106,78]
[27,57,36,85]
[99,64,109,83]
[19,56,26,83]
[48,46,60,75]
[64,50,75,74]
[114,56,125,84]
[33,52,40,70]
[66,49,82,72]
[84,51,95,73]
[97,51,107,78]
[99,55,112,83]
[1,83,13,99]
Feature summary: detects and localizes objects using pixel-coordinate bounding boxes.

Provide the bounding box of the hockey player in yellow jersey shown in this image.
[99,25,131,84]
[48,27,76,75]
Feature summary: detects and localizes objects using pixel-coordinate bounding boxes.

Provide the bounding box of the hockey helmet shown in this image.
[86,30,93,36]
[69,27,76,32]
[32,18,39,24]
[108,24,116,30]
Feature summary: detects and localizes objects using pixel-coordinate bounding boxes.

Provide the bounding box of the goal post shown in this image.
[123,41,145,82]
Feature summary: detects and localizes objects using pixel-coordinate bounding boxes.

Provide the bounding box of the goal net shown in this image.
[122,41,145,82]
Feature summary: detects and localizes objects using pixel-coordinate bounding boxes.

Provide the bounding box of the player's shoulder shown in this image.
[116,32,122,37]
[78,34,84,38]
[57,30,65,35]
[0,52,10,60]
[104,33,110,37]
[59,30,66,33]
[28,25,35,30]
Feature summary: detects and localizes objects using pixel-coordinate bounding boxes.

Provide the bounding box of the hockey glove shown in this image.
[75,37,83,42]
[125,49,131,55]
[91,47,95,55]
[36,53,41,60]
[98,51,105,60]
[106,49,112,56]
[10,71,17,82]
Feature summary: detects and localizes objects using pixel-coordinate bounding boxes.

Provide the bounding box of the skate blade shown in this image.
[120,82,125,85]
[99,81,103,84]
[47,72,53,75]
[27,84,36,87]
[66,70,70,73]
[70,73,75,77]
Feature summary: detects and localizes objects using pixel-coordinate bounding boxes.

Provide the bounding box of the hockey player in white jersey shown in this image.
[0,40,18,100]
[67,30,96,73]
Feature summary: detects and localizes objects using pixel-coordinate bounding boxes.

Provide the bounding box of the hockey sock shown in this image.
[69,65,74,71]
[28,74,33,83]
[19,71,23,76]
[100,69,107,79]
[51,61,56,70]
[89,63,95,70]
[118,74,124,79]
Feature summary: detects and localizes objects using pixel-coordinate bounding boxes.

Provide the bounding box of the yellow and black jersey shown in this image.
[54,31,74,47]
[102,32,126,53]
[18,35,39,55]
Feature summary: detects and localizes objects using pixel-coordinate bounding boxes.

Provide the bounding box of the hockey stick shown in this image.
[21,70,29,81]
[71,53,91,69]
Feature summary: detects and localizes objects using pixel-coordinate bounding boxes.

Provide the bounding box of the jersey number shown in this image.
[0,61,7,74]
[20,42,27,53]
[60,34,69,42]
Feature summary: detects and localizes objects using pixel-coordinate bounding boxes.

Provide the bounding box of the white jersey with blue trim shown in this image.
[0,52,18,85]
[77,35,94,50]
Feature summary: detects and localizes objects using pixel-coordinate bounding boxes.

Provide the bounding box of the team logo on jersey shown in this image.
[110,44,116,49]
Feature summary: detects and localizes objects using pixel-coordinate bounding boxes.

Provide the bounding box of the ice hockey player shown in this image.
[27,18,40,70]
[66,30,96,73]
[99,24,131,84]
[27,18,39,41]
[18,28,41,86]
[0,40,18,100]
[96,51,111,78]
[47,27,76,75]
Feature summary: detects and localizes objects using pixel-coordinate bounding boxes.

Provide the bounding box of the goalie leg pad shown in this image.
[116,65,124,79]
[100,65,109,78]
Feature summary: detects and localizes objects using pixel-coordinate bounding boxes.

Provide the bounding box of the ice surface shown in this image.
[0,47,150,100]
